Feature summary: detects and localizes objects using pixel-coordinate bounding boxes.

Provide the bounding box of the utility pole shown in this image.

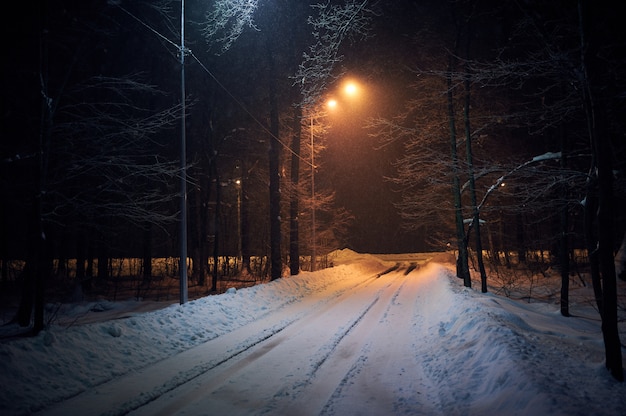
[179,0,188,304]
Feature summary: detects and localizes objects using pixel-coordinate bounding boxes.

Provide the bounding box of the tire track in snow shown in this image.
[41,262,427,416]
[316,265,439,415]
[269,268,418,415]
[39,266,387,416]
[125,267,394,416]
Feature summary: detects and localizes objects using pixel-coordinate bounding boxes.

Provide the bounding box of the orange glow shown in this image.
[344,81,358,96]
[324,80,361,111]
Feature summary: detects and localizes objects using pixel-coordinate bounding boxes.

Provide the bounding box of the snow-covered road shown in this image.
[11,250,622,416]
[152,262,432,416]
[40,258,442,415]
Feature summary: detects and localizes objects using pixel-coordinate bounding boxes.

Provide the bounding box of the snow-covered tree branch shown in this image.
[296,0,374,104]
[202,0,259,53]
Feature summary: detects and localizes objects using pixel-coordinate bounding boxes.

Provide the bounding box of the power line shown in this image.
[116,4,312,167]
[188,51,311,166]
[118,5,179,50]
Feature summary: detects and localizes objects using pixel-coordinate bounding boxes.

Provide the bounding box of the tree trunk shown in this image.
[559,128,570,317]
[447,53,470,287]
[240,161,252,275]
[191,184,207,287]
[515,210,526,264]
[15,262,35,327]
[86,238,94,288]
[289,106,302,275]
[559,192,570,317]
[594,108,622,380]
[616,232,626,282]
[76,233,86,285]
[142,223,152,285]
[579,0,623,381]
[266,37,282,281]
[15,200,48,333]
[212,167,221,292]
[462,45,487,292]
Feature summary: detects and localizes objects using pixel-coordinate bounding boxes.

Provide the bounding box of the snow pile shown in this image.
[328,247,391,268]
[417,265,624,415]
[416,270,547,414]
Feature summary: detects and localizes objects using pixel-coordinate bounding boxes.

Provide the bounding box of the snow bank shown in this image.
[0,262,382,415]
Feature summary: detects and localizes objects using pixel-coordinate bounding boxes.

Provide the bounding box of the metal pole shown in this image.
[179,0,188,304]
[237,180,242,260]
[310,115,316,272]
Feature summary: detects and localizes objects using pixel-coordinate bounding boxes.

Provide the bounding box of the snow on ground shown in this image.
[0,249,624,415]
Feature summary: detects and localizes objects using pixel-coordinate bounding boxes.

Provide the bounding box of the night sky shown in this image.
[2,0,624,257]
[1,0,432,255]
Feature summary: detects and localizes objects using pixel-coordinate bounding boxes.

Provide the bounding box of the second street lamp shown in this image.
[309,80,360,272]
[309,98,336,272]
[310,114,316,271]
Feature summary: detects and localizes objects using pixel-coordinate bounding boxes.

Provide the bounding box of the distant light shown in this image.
[500,182,506,187]
[235,179,241,185]
[327,99,338,109]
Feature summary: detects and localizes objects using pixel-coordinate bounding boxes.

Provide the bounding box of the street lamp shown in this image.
[309,80,360,272]
[310,114,316,271]
[235,178,242,261]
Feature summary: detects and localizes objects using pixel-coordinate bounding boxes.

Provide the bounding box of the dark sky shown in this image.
[316,2,441,253]
[6,0,603,256]
[319,84,420,253]
[0,1,445,255]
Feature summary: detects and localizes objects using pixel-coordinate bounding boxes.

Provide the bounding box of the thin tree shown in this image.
[15,72,181,331]
[577,0,623,381]
[490,0,624,380]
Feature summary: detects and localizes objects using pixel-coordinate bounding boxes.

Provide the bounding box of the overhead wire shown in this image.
[188,51,312,166]
[115,3,313,167]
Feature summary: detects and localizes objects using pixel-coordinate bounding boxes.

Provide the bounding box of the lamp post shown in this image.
[309,80,359,272]
[235,178,242,261]
[310,115,316,271]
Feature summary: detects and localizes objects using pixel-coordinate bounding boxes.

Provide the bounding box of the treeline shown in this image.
[1,1,371,331]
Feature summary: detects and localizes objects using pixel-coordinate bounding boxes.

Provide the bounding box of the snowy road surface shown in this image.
[10,250,622,416]
[40,257,444,415]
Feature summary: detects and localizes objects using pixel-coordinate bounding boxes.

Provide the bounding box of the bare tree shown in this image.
[577,0,623,381]
[482,0,624,380]
[295,0,373,105]
[49,76,181,226]
[365,8,477,284]
[202,0,259,54]
[202,0,373,278]
[292,1,373,274]
[7,1,185,332]
[13,71,183,329]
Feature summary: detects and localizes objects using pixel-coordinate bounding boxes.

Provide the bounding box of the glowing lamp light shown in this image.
[344,82,358,96]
